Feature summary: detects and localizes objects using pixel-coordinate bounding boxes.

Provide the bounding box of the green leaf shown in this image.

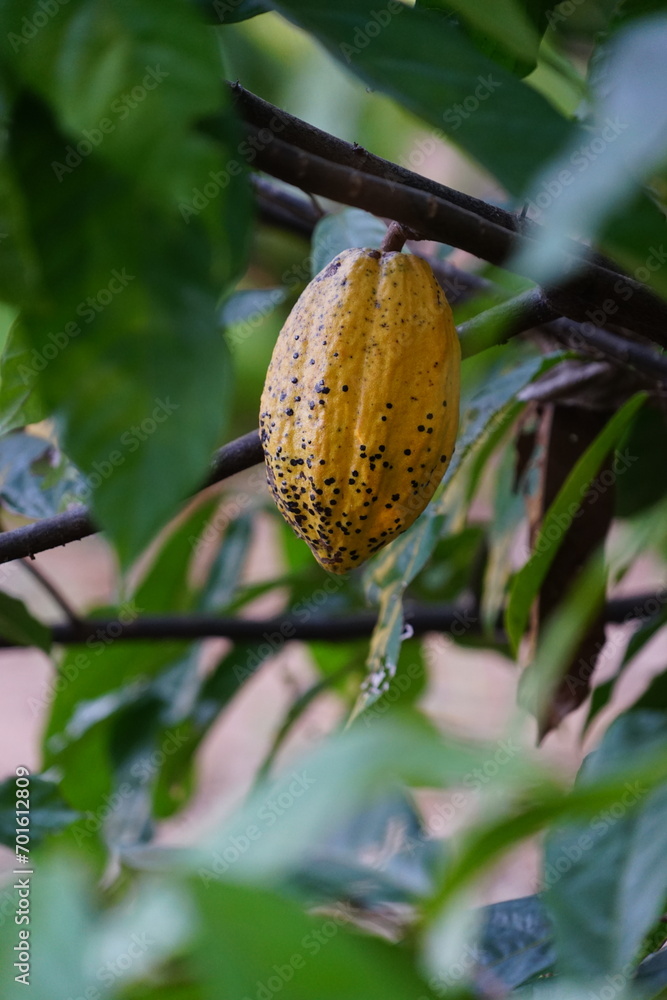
[0,158,37,306]
[194,0,272,24]
[0,590,51,650]
[425,737,667,928]
[310,209,387,276]
[153,640,283,814]
[0,854,193,1000]
[410,526,485,605]
[505,393,647,654]
[1,0,227,215]
[0,0,253,564]
[196,508,254,611]
[0,431,83,519]
[193,879,441,999]
[0,321,47,435]
[266,0,575,195]
[7,95,240,565]
[134,497,219,613]
[586,602,667,731]
[477,895,555,989]
[0,774,78,848]
[220,287,288,330]
[544,711,667,978]
[514,14,667,295]
[421,0,543,69]
[615,406,667,518]
[290,789,442,906]
[517,549,608,721]
[360,346,562,705]
[0,857,94,1000]
[635,947,667,997]
[197,711,538,884]
[42,626,191,825]
[482,443,526,631]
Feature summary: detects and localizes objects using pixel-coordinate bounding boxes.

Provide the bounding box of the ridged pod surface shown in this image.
[259,247,460,573]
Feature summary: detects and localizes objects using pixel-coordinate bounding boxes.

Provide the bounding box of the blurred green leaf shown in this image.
[134,497,218,613]
[0,774,78,848]
[518,549,607,722]
[425,736,667,928]
[195,0,271,24]
[421,0,543,70]
[196,508,254,611]
[635,947,667,997]
[1,0,227,215]
[0,431,83,518]
[266,0,575,195]
[0,854,194,1000]
[309,639,366,679]
[361,346,561,707]
[544,710,667,979]
[198,711,538,884]
[586,604,667,731]
[615,406,667,518]
[515,14,667,296]
[506,393,646,654]
[0,0,253,564]
[290,789,442,907]
[409,526,485,605]
[0,589,50,650]
[0,857,93,1000]
[482,443,525,631]
[5,94,241,566]
[220,286,288,328]
[0,321,47,435]
[476,895,555,989]
[151,640,282,815]
[194,878,441,999]
[42,630,191,828]
[0,160,36,306]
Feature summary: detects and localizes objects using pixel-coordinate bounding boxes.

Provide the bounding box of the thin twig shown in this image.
[457,289,667,384]
[20,559,82,624]
[0,593,658,650]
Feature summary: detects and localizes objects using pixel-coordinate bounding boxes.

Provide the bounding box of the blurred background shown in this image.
[2,1,666,910]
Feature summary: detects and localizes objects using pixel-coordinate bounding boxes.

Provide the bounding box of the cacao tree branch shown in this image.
[0,431,263,565]
[230,83,645,295]
[458,290,667,385]
[253,174,494,304]
[238,124,667,346]
[208,87,667,345]
[19,559,82,625]
[252,175,322,237]
[0,594,658,650]
[228,83,539,233]
[250,172,667,383]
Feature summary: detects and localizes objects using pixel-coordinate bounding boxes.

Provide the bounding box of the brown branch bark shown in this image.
[239,123,667,346]
[207,85,667,345]
[0,594,658,650]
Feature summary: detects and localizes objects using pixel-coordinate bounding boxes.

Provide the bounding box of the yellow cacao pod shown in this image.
[259,247,460,574]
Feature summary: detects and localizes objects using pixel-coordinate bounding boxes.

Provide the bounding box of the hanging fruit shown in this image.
[259,245,460,573]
